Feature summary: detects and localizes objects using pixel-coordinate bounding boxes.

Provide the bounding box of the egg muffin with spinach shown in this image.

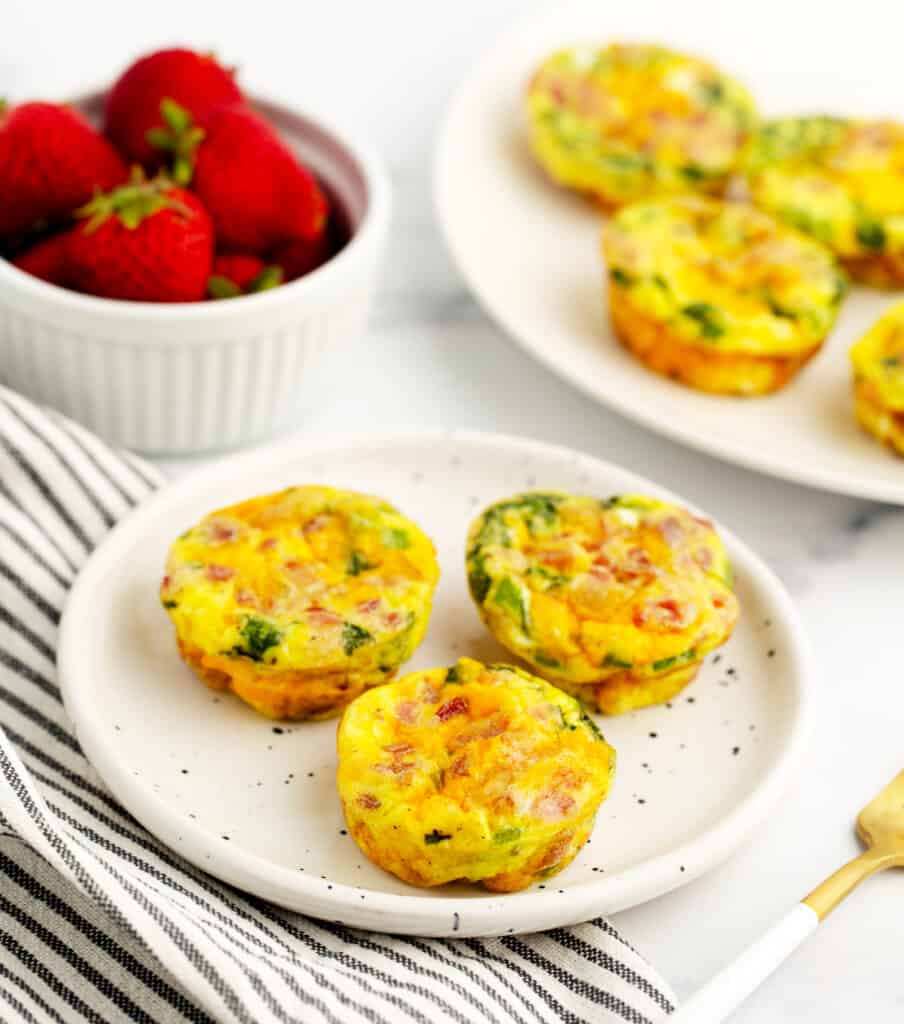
[850,300,904,456]
[160,486,439,720]
[745,117,904,287]
[466,492,738,714]
[604,195,846,394]
[337,657,615,891]
[525,43,757,208]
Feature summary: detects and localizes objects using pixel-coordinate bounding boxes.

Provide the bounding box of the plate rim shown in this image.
[59,428,814,937]
[432,11,904,506]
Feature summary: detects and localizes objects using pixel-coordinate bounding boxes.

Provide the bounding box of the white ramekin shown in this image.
[0,91,390,455]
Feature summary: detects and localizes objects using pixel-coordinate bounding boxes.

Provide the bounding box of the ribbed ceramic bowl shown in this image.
[0,91,390,454]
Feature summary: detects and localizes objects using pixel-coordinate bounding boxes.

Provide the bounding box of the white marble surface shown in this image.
[7,1,904,1019]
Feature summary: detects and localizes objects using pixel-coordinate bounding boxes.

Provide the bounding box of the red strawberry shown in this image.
[208,252,282,298]
[104,48,242,170]
[0,101,127,242]
[11,233,72,286]
[159,103,327,253]
[270,232,333,281]
[67,173,213,302]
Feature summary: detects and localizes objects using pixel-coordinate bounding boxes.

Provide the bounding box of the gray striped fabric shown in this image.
[0,385,675,1024]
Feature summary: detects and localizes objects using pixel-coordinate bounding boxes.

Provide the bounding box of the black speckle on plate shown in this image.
[649,732,658,739]
[732,746,741,756]
[272,727,284,735]
[767,649,776,658]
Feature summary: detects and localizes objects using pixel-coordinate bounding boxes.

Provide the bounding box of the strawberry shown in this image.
[152,102,327,253]
[67,172,213,302]
[208,252,282,298]
[0,101,127,243]
[270,232,333,281]
[11,233,72,286]
[104,48,242,170]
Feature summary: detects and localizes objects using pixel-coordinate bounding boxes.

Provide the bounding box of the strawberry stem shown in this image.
[75,169,192,233]
[145,98,205,185]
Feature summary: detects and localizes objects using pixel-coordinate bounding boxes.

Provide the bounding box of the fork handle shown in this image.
[669,904,818,1023]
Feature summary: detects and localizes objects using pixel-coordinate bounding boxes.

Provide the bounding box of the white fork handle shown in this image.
[669,903,819,1023]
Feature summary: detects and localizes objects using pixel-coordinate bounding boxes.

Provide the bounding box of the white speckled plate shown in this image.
[59,432,811,937]
[434,0,904,504]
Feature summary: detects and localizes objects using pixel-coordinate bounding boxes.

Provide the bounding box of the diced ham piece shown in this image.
[384,611,404,629]
[532,790,576,823]
[374,761,414,776]
[454,716,508,747]
[236,588,256,607]
[395,700,419,724]
[305,606,342,626]
[357,599,380,614]
[259,537,277,551]
[621,546,655,575]
[356,793,380,810]
[419,683,440,704]
[694,546,714,570]
[436,696,469,722]
[659,516,685,548]
[207,519,238,544]
[449,755,470,777]
[302,514,330,534]
[205,564,235,582]
[589,564,614,585]
[284,562,319,588]
[635,598,697,629]
[538,548,571,570]
[383,742,414,754]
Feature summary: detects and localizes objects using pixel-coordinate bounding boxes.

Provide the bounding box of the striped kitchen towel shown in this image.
[0,385,675,1024]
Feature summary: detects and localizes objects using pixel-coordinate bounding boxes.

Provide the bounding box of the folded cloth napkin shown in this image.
[0,385,675,1024]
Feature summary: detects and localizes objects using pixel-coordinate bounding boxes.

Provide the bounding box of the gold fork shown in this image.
[671,770,904,1023]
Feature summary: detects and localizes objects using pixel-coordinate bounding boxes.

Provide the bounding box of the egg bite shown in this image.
[850,300,904,456]
[525,43,757,208]
[466,492,738,714]
[336,657,615,892]
[745,117,904,286]
[160,486,439,720]
[603,195,847,395]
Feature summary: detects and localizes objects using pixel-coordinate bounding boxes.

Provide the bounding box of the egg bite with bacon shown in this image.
[525,43,757,208]
[850,300,904,456]
[466,492,738,714]
[745,117,904,287]
[603,195,847,395]
[336,657,615,892]
[160,486,439,720]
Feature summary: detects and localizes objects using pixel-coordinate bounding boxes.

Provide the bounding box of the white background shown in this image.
[5,2,904,1020]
